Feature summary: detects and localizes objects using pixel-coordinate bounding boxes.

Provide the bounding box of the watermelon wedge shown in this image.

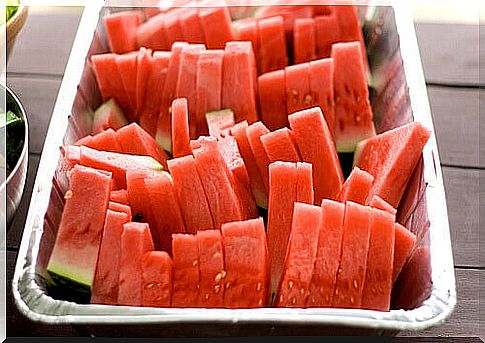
[206,109,235,138]
[198,1,233,49]
[142,251,173,307]
[104,10,142,53]
[337,166,374,205]
[246,121,271,193]
[74,135,94,148]
[85,128,122,153]
[135,47,152,121]
[285,62,312,115]
[293,18,316,64]
[260,127,301,163]
[233,18,259,58]
[314,13,340,58]
[126,169,156,225]
[92,99,128,135]
[178,6,205,44]
[257,15,288,74]
[172,234,200,307]
[369,195,397,215]
[221,217,268,308]
[108,201,132,220]
[171,98,191,158]
[296,162,313,204]
[393,223,417,284]
[136,13,169,51]
[258,69,288,131]
[110,189,129,205]
[116,52,138,116]
[309,58,335,136]
[118,222,155,306]
[163,11,185,49]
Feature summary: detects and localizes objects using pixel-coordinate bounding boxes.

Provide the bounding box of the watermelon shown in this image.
[104,10,142,53]
[172,234,200,307]
[276,202,320,307]
[361,208,395,311]
[145,172,187,254]
[260,127,301,163]
[84,128,122,153]
[246,121,271,193]
[91,209,130,305]
[370,195,397,215]
[266,161,298,297]
[354,122,431,208]
[193,138,242,228]
[293,18,316,64]
[221,217,268,308]
[157,42,189,153]
[178,5,205,44]
[393,223,417,284]
[314,13,340,58]
[92,99,128,135]
[163,11,185,48]
[118,222,155,306]
[232,18,259,58]
[222,41,259,124]
[126,169,156,228]
[74,135,94,147]
[108,201,132,220]
[332,201,372,309]
[171,98,192,158]
[110,189,129,205]
[116,51,138,116]
[142,251,173,307]
[296,162,313,204]
[258,69,288,131]
[337,166,374,205]
[285,62,313,115]
[167,155,214,233]
[309,58,335,136]
[206,109,235,138]
[307,199,345,307]
[196,50,224,136]
[230,121,268,209]
[196,230,225,307]
[136,13,169,50]
[198,1,233,49]
[47,165,112,301]
[135,47,152,120]
[289,107,343,204]
[257,15,288,74]
[331,41,375,152]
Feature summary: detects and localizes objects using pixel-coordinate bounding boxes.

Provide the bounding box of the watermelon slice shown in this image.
[126,169,156,229]
[337,166,374,205]
[108,201,132,220]
[136,13,169,51]
[230,121,268,209]
[167,155,214,233]
[171,98,191,158]
[172,234,200,307]
[314,14,340,58]
[258,69,288,131]
[293,18,316,64]
[257,15,288,74]
[307,199,345,307]
[196,50,224,136]
[196,230,225,307]
[331,41,375,152]
[289,107,343,204]
[361,208,396,311]
[260,127,301,163]
[74,135,94,147]
[285,62,312,115]
[142,251,173,307]
[266,161,298,297]
[332,201,372,309]
[354,122,431,208]
[47,165,112,300]
[221,217,268,308]
[104,10,142,53]
[198,2,233,49]
[116,52,138,116]
[157,42,190,153]
[193,138,243,229]
[206,109,235,138]
[178,5,205,44]
[110,189,129,205]
[163,11,185,48]
[393,223,417,284]
[296,162,313,204]
[370,195,397,215]
[85,128,122,153]
[309,58,335,136]
[276,202,320,307]
[135,47,152,121]
[246,121,271,194]
[92,99,128,135]
[118,222,155,306]
[232,18,259,58]
[222,41,259,124]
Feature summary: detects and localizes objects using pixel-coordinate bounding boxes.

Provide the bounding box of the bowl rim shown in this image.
[0,83,29,191]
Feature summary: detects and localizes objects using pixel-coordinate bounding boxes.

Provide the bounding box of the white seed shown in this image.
[288,281,294,289]
[257,283,262,291]
[353,280,358,289]
[192,260,198,266]
[64,190,73,199]
[145,283,154,289]
[214,285,221,294]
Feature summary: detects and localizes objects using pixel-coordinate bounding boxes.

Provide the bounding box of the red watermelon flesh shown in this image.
[222,41,259,124]
[393,223,417,284]
[307,199,344,307]
[110,189,129,205]
[293,18,316,64]
[331,41,375,152]
[178,5,205,44]
[135,47,152,119]
[171,98,192,158]
[145,172,187,254]
[74,135,94,147]
[85,128,122,153]
[47,165,111,293]
[285,62,312,115]
[197,230,225,307]
[354,122,431,208]
[168,155,214,233]
[196,50,224,136]
[91,209,129,305]
[142,251,173,307]
[126,169,157,232]
[136,13,169,51]
[193,138,243,229]
[276,202,320,307]
[92,99,128,135]
[116,52,138,116]
[337,166,374,205]
[233,18,259,58]
[246,121,271,194]
[258,69,288,131]
[206,109,235,138]
[257,15,288,74]
[261,127,301,163]
[314,14,340,58]
[369,195,397,215]
[118,222,155,306]
[198,1,233,49]
[104,10,142,54]
[289,107,343,204]
[296,162,313,204]
[230,121,268,209]
[172,234,200,307]
[164,11,185,48]
[361,208,395,311]
[108,201,132,220]
[267,161,298,297]
[332,201,372,309]
[309,58,335,136]
[221,217,268,308]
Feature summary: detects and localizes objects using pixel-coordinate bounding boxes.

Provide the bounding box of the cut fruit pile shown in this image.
[46,0,433,311]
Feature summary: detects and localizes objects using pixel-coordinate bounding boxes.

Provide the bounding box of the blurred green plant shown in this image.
[2,0,20,25]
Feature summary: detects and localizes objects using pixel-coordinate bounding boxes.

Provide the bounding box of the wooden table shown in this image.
[5,6,484,339]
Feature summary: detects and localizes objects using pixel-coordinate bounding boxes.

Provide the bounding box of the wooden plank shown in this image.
[415,23,482,86]
[427,86,482,168]
[6,77,62,155]
[7,7,83,76]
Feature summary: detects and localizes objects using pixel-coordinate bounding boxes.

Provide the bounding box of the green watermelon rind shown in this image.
[352,137,368,167]
[46,261,92,303]
[92,99,128,132]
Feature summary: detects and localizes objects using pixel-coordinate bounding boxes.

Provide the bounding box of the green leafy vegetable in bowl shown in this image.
[2,0,20,25]
[1,89,25,177]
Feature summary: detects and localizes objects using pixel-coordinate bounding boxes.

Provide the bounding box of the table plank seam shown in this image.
[426,82,483,89]
[441,164,485,171]
[7,72,64,81]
